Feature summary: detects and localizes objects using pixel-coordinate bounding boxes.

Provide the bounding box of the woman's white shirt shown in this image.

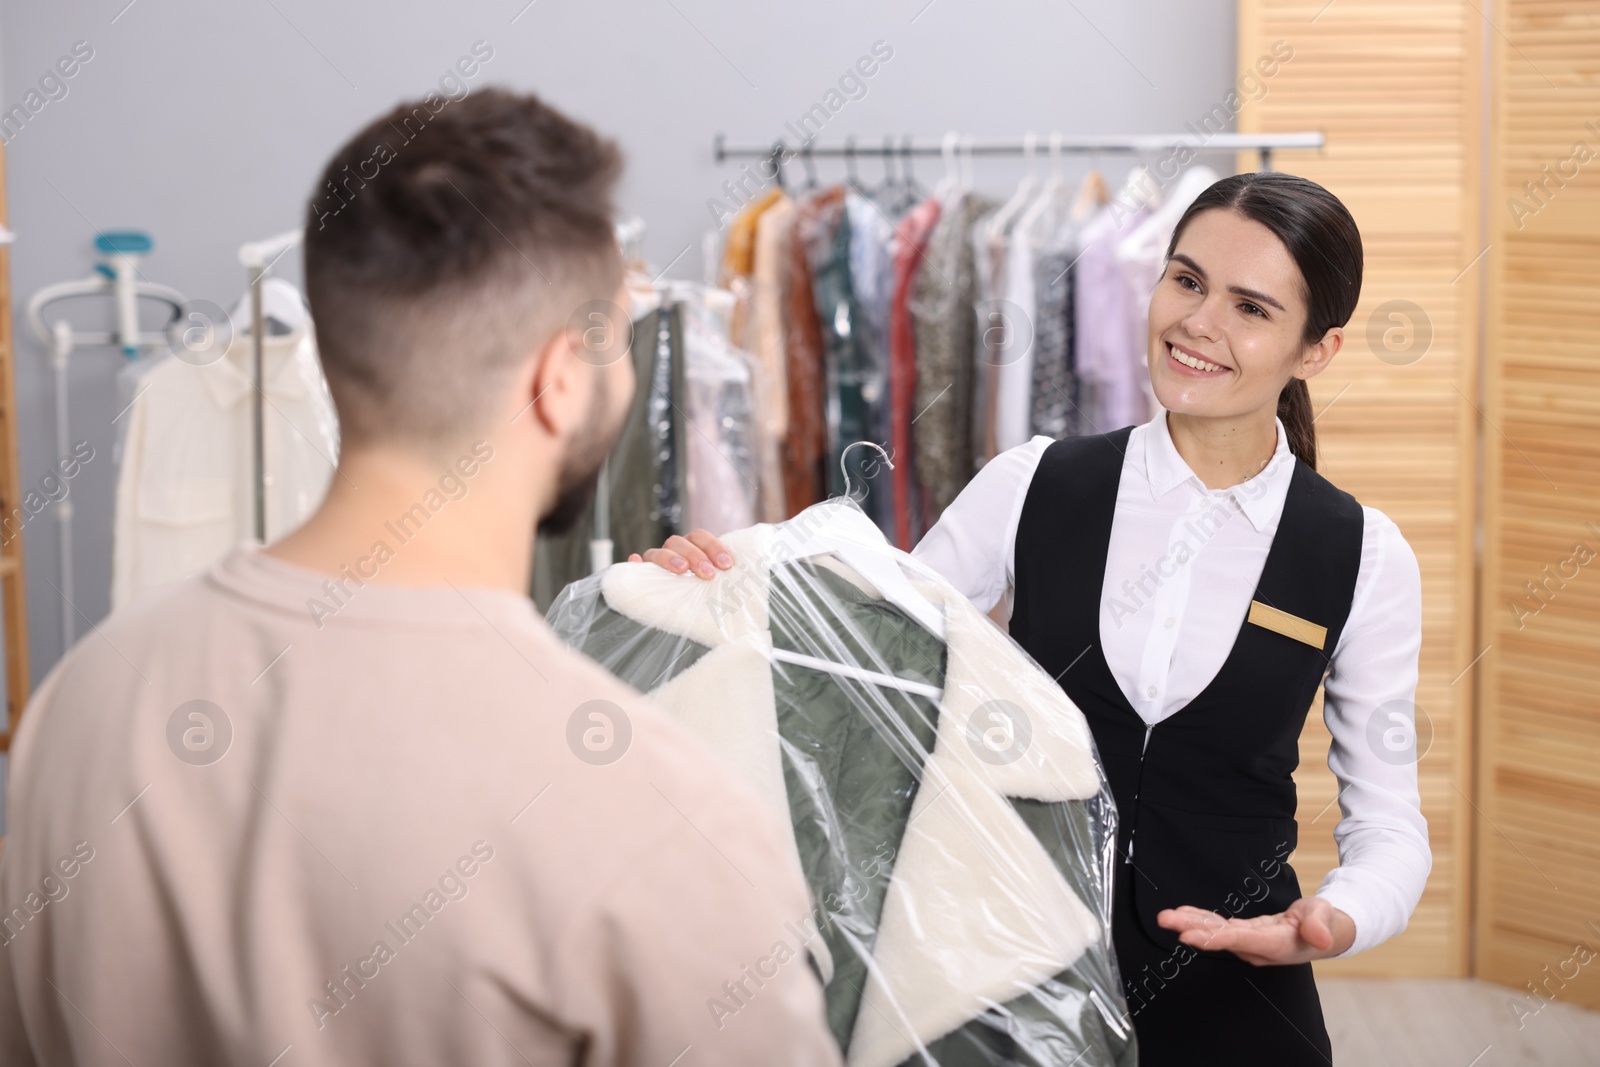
[910,410,1431,958]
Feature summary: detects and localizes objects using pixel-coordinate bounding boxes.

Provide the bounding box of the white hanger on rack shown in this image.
[986,130,1042,242]
[1016,131,1072,242]
[228,276,309,340]
[1116,164,1221,266]
[1114,163,1163,213]
[935,130,961,203]
[780,441,947,641]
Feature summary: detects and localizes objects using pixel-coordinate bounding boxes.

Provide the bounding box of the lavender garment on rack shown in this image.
[1073,202,1152,433]
[1113,166,1222,424]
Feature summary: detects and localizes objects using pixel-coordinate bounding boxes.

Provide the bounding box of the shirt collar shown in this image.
[1142,409,1297,533]
[197,328,311,409]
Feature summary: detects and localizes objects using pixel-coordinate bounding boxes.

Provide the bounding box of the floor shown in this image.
[1321,978,1600,1065]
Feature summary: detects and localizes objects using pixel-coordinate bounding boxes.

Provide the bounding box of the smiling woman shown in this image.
[1150,172,1363,475]
[990,173,1413,1067]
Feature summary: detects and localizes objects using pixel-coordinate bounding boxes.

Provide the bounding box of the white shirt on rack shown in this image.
[910,409,1430,958]
[112,281,339,610]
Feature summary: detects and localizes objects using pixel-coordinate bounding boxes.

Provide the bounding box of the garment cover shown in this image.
[679,287,759,535]
[546,498,1136,1067]
[112,283,338,609]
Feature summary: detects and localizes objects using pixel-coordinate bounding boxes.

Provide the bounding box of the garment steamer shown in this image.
[26,232,186,650]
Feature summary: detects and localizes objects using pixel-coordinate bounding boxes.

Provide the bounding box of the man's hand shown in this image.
[1156,898,1356,966]
[628,529,735,579]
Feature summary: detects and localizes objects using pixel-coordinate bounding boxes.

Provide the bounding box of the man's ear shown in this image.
[1296,325,1343,382]
[525,328,584,438]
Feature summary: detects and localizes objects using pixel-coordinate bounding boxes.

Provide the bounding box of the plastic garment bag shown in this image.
[677,286,760,535]
[546,496,1137,1067]
[111,279,339,609]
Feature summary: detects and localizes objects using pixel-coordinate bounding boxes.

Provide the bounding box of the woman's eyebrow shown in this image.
[1170,252,1208,279]
[1230,285,1286,312]
[1171,251,1286,312]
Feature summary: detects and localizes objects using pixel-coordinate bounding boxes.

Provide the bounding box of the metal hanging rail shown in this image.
[238,227,305,543]
[714,131,1325,172]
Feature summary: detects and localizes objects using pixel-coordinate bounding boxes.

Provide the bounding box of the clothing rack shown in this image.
[713,131,1325,174]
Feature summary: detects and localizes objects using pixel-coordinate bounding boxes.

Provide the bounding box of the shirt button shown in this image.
[1164,617,1176,629]
[1146,685,1158,699]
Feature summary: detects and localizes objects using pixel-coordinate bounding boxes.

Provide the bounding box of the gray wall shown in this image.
[0,0,1236,682]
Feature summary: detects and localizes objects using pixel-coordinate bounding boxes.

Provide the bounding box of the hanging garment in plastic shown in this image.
[679,286,760,535]
[546,497,1137,1067]
[112,280,339,610]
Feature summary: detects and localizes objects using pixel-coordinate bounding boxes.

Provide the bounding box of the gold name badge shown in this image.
[1247,601,1328,650]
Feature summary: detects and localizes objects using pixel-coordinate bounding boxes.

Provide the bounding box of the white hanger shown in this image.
[986,130,1043,242]
[1016,131,1073,243]
[935,130,961,203]
[779,442,947,641]
[227,276,310,338]
[1116,164,1221,267]
[1114,163,1162,213]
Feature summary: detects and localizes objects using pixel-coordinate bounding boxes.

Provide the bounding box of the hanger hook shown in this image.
[770,139,787,190]
[840,440,893,502]
[844,135,859,185]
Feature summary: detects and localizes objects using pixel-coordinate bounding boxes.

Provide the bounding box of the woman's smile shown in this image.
[1164,340,1231,376]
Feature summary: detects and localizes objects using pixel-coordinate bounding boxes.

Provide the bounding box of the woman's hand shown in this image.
[627,529,735,579]
[1156,898,1355,966]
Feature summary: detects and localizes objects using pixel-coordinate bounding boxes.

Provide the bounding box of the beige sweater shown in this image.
[0,545,840,1067]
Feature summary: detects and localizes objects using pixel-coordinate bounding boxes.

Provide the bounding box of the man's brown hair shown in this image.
[304,88,624,453]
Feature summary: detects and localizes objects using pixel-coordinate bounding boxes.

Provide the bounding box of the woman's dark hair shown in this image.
[1162,172,1363,470]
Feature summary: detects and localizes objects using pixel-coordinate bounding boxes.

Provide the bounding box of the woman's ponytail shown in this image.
[1277,377,1317,470]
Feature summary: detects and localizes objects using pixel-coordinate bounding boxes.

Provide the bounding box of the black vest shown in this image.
[1010,426,1365,952]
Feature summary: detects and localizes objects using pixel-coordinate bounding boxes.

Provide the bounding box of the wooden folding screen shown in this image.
[1476,0,1600,1011]
[0,142,30,751]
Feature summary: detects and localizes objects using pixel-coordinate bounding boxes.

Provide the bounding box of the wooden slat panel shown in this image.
[1237,0,1479,977]
[1479,0,1600,1010]
[0,141,30,751]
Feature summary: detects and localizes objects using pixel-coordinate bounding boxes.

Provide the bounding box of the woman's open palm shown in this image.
[1156,897,1355,966]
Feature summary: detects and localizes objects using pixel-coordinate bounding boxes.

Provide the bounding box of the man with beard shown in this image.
[0,90,840,1067]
